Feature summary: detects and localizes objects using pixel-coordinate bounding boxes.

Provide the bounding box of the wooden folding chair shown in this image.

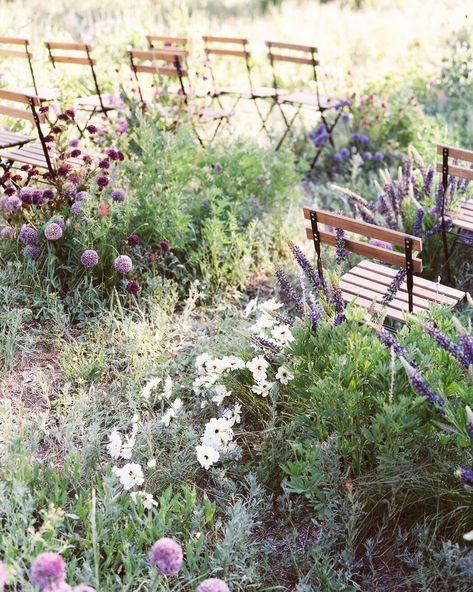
[202,36,287,138]
[303,207,465,322]
[44,42,117,124]
[436,145,473,279]
[266,41,342,161]
[128,48,230,146]
[0,89,83,180]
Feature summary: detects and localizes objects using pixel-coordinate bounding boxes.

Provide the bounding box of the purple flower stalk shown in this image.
[29,552,66,590]
[275,312,295,327]
[413,207,424,236]
[376,328,418,368]
[331,285,345,324]
[424,324,469,369]
[335,227,348,265]
[380,268,407,306]
[400,357,445,411]
[455,467,473,486]
[197,579,230,592]
[288,242,325,293]
[423,167,434,197]
[149,537,183,576]
[465,406,473,442]
[251,335,283,353]
[275,268,304,315]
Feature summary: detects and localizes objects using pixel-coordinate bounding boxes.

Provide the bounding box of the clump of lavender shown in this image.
[455,467,473,486]
[309,300,325,331]
[149,537,183,576]
[275,269,304,315]
[197,579,230,592]
[331,285,346,325]
[376,328,418,368]
[250,335,283,353]
[400,357,445,411]
[29,552,66,590]
[288,241,325,293]
[424,324,470,369]
[453,317,473,368]
[380,268,407,306]
[335,227,348,265]
[413,206,424,236]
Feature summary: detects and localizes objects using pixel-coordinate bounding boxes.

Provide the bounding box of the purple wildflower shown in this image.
[19,225,38,245]
[455,467,473,486]
[376,328,418,368]
[0,226,15,239]
[127,234,140,247]
[44,222,63,241]
[413,207,424,236]
[149,537,183,576]
[44,584,71,592]
[197,579,230,592]
[70,202,82,215]
[160,239,171,252]
[341,113,350,122]
[86,124,98,134]
[309,300,324,330]
[423,168,434,197]
[363,151,372,160]
[331,285,345,325]
[111,189,126,202]
[19,187,34,204]
[250,335,283,353]
[25,245,41,259]
[352,132,361,141]
[355,204,377,225]
[96,175,109,189]
[374,152,384,161]
[43,188,55,201]
[340,147,350,158]
[81,250,99,268]
[117,119,128,134]
[424,218,453,240]
[289,242,325,293]
[75,191,89,202]
[0,194,21,212]
[29,552,66,590]
[335,227,348,265]
[424,325,469,368]
[275,312,295,327]
[275,269,304,315]
[126,280,140,294]
[465,406,473,442]
[380,268,407,306]
[334,152,343,162]
[114,255,133,273]
[459,333,473,367]
[69,138,80,148]
[400,357,445,411]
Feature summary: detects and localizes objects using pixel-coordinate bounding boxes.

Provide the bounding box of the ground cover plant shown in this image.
[1,1,473,591]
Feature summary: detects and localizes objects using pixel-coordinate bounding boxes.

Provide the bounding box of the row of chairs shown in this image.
[303,144,473,322]
[0,34,342,158]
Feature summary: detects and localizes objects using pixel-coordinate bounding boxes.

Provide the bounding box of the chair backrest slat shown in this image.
[203,36,248,44]
[129,48,188,62]
[437,144,473,164]
[0,47,31,58]
[146,35,187,47]
[303,208,422,250]
[270,53,318,66]
[0,89,45,123]
[45,41,91,51]
[0,36,29,45]
[266,41,317,52]
[48,55,95,66]
[435,162,473,182]
[132,64,185,77]
[206,47,249,58]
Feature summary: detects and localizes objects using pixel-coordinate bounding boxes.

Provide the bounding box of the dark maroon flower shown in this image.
[65,108,75,118]
[51,125,63,134]
[127,234,140,247]
[126,280,140,294]
[28,168,39,177]
[70,149,81,158]
[160,239,171,252]
[4,186,15,196]
[117,151,125,161]
[83,154,93,164]
[105,148,119,161]
[58,113,68,121]
[86,124,98,134]
[43,189,55,201]
[57,165,71,176]
[98,159,110,169]
[44,134,55,143]
[12,174,22,182]
[96,175,109,189]
[39,106,49,114]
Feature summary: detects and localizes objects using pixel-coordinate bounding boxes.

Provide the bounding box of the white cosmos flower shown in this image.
[259,298,283,313]
[113,462,144,490]
[271,325,294,345]
[195,352,212,373]
[275,366,294,385]
[212,385,231,405]
[466,405,473,426]
[131,490,158,510]
[205,358,224,375]
[464,529,473,541]
[147,458,156,468]
[196,445,219,469]
[224,403,242,426]
[224,355,245,371]
[246,355,269,382]
[202,417,233,449]
[252,380,273,397]
[250,314,276,334]
[160,398,183,426]
[107,427,122,459]
[159,375,173,401]
[141,376,161,399]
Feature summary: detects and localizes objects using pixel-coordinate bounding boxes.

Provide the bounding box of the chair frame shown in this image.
[0,36,40,96]
[266,41,341,163]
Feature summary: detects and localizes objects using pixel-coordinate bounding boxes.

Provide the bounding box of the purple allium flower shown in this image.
[69,138,80,148]
[24,245,41,259]
[126,280,140,294]
[19,225,38,245]
[44,222,63,241]
[455,467,473,485]
[380,267,407,306]
[374,152,384,161]
[0,226,15,239]
[0,560,8,588]
[81,250,99,268]
[43,188,55,201]
[360,134,369,145]
[96,175,109,189]
[341,113,350,122]
[29,552,66,590]
[57,165,71,177]
[0,194,21,212]
[114,255,133,273]
[363,151,372,160]
[339,147,350,159]
[70,202,82,215]
[352,132,361,142]
[275,269,304,315]
[19,187,34,204]
[250,335,283,353]
[400,357,445,411]
[160,239,171,252]
[424,325,469,368]
[75,191,89,202]
[116,119,128,134]
[86,124,98,134]
[149,537,183,576]
[127,234,140,247]
[334,152,342,162]
[111,189,126,202]
[197,578,230,592]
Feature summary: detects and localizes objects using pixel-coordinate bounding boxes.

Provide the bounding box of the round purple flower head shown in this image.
[0,226,16,239]
[81,250,99,268]
[0,560,8,588]
[30,552,66,590]
[374,152,384,161]
[44,222,63,241]
[69,138,80,148]
[72,585,96,592]
[75,191,89,202]
[114,255,133,273]
[363,152,372,160]
[339,147,350,159]
[149,537,183,576]
[126,280,140,294]
[71,202,82,215]
[96,175,109,189]
[19,187,34,204]
[197,579,230,592]
[111,189,126,202]
[86,124,98,134]
[334,152,342,162]
[19,225,38,245]
[43,188,55,201]
[127,234,140,247]
[160,239,171,252]
[25,245,41,259]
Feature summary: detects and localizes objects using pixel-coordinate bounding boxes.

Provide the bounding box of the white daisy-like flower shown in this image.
[107,427,122,459]
[252,380,273,397]
[141,376,161,399]
[147,458,156,468]
[275,366,294,385]
[212,384,231,405]
[250,314,276,334]
[131,490,158,510]
[224,403,242,426]
[243,298,258,317]
[202,417,233,449]
[246,355,269,382]
[224,355,245,371]
[159,375,173,400]
[464,529,473,541]
[466,405,473,426]
[195,352,212,373]
[113,462,144,490]
[120,434,136,460]
[196,445,219,469]
[259,298,283,313]
[271,325,294,345]
[160,398,183,426]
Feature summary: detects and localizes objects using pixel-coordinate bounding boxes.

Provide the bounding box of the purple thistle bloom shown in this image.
[380,268,407,306]
[352,132,361,141]
[424,325,469,368]
[24,245,41,259]
[0,226,15,239]
[334,152,343,162]
[70,202,82,215]
[30,552,66,590]
[44,222,63,241]
[340,147,350,158]
[360,134,369,145]
[335,227,348,265]
[400,358,445,411]
[197,579,230,592]
[111,189,126,202]
[19,225,38,245]
[126,280,140,294]
[149,537,183,576]
[413,207,424,236]
[275,268,304,315]
[114,255,133,273]
[341,113,350,122]
[96,175,109,189]
[81,250,99,268]
[363,151,372,160]
[75,191,89,202]
[251,335,283,353]
[19,187,34,204]
[456,467,473,485]
[160,239,171,252]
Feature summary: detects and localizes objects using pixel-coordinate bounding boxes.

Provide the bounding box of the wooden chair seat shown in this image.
[199,106,231,121]
[451,199,473,232]
[74,93,119,111]
[341,260,465,322]
[215,85,289,99]
[1,142,85,170]
[0,130,32,149]
[280,90,340,110]
[15,86,57,101]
